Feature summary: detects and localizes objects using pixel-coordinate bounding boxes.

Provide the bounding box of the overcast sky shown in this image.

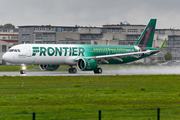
[0,0,180,29]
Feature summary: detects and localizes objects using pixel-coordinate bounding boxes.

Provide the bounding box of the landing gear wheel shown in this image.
[72,68,77,73]
[20,70,26,74]
[94,68,102,74]
[68,68,72,73]
[68,68,77,74]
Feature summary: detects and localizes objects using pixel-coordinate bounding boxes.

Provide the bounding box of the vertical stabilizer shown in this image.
[134,19,156,48]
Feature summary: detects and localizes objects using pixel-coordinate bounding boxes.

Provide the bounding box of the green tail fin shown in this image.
[134,19,156,47]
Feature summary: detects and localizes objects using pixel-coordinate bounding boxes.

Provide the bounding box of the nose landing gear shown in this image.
[20,70,26,74]
[20,64,26,74]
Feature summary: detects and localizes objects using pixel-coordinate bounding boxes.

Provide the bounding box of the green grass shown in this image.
[0,75,180,119]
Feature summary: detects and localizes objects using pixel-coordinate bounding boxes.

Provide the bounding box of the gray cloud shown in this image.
[0,0,180,29]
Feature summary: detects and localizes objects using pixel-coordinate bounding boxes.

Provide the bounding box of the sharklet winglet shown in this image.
[160,38,167,49]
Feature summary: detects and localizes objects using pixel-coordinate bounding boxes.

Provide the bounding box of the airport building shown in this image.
[99,21,145,45]
[0,28,18,45]
[56,26,102,45]
[18,25,56,44]
[56,21,147,45]
[18,21,147,45]
[156,29,180,61]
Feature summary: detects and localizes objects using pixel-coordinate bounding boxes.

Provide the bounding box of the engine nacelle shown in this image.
[77,58,98,71]
[39,64,59,71]
[134,46,142,57]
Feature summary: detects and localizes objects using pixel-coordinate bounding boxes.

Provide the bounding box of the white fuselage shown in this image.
[2,44,79,65]
[2,43,157,66]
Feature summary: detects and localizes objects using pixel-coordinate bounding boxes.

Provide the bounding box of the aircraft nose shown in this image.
[2,53,9,62]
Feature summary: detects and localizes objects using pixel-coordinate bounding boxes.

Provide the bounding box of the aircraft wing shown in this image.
[87,50,158,63]
[74,50,158,63]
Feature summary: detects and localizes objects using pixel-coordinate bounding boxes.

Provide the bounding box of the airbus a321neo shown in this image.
[2,19,166,74]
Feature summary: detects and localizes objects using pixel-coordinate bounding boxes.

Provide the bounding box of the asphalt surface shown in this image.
[0,66,180,76]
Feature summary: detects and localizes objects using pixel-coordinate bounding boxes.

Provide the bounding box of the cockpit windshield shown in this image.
[8,49,21,52]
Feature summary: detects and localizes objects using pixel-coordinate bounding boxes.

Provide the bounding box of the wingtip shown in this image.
[160,38,167,49]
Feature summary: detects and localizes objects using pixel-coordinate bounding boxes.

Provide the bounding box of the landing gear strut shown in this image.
[68,66,77,74]
[94,67,102,74]
[20,64,26,74]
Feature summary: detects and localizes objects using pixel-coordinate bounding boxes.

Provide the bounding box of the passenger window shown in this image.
[14,49,17,52]
[18,49,20,52]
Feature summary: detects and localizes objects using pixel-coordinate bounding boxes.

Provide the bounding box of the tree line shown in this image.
[0,23,15,29]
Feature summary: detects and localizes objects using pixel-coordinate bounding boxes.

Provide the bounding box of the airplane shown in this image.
[2,19,166,74]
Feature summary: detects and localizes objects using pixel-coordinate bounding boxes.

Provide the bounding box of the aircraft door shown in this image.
[25,46,31,57]
[106,48,110,55]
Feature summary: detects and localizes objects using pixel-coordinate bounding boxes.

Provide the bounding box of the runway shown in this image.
[0,66,180,76]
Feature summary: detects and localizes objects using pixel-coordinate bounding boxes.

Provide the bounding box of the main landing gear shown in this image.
[68,66,77,74]
[94,67,102,74]
[20,64,26,74]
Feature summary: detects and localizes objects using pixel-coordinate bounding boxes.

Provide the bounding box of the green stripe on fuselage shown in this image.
[77,45,136,57]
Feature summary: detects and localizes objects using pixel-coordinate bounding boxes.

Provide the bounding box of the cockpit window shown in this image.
[8,49,14,52]
[8,49,21,52]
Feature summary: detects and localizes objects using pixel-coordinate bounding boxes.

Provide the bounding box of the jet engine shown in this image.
[135,46,142,57]
[39,64,59,71]
[77,58,98,71]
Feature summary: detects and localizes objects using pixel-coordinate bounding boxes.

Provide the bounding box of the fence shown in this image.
[0,107,180,120]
